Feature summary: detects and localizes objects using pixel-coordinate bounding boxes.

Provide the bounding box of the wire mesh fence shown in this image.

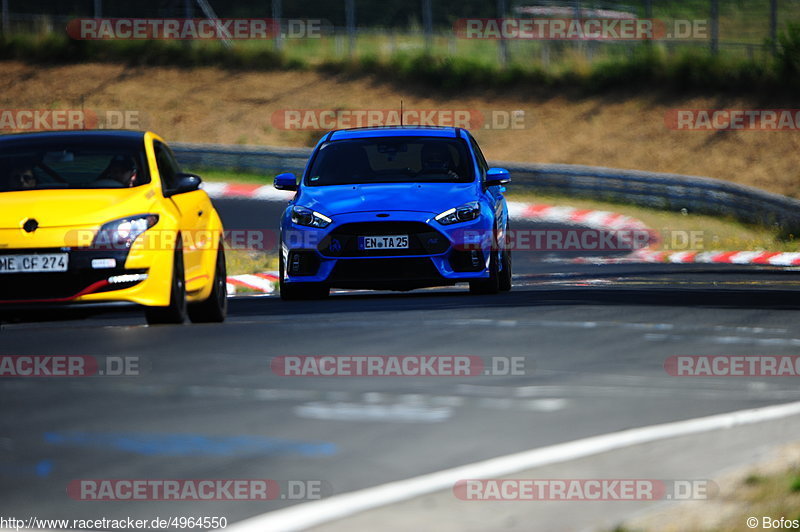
[2,0,799,65]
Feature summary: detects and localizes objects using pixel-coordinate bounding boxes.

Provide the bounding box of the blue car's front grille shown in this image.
[329,257,443,285]
[318,222,449,257]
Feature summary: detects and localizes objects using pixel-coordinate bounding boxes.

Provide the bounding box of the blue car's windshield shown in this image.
[305,137,474,186]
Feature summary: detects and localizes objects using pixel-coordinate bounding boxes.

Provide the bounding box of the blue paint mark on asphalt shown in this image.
[35,459,53,477]
[0,459,53,477]
[43,432,336,457]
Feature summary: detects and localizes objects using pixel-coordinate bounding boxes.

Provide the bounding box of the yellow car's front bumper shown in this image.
[0,244,175,307]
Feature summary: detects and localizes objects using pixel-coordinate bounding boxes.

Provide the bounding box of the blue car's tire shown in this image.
[280,282,330,300]
[469,243,500,295]
[499,247,512,292]
[279,250,329,301]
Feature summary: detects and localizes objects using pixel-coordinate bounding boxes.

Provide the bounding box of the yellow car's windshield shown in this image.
[0,145,149,191]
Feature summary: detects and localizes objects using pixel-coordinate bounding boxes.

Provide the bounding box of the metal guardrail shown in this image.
[172,141,800,235]
[173,142,312,175]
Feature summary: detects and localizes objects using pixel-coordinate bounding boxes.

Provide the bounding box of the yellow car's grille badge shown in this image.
[22,218,39,233]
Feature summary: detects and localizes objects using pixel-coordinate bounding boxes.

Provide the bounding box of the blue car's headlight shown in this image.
[291,206,332,228]
[435,202,481,225]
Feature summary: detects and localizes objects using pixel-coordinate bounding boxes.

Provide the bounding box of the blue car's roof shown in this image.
[327,126,462,141]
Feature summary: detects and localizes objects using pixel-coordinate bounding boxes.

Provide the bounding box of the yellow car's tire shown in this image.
[145,240,188,325]
[188,242,227,323]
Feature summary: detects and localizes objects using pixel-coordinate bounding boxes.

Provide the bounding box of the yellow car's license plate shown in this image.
[0,253,68,274]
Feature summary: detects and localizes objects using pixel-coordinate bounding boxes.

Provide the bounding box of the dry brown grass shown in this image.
[616,442,800,532]
[2,61,799,197]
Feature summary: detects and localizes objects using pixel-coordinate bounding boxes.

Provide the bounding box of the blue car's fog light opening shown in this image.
[291,206,332,228]
[450,249,485,272]
[287,250,320,276]
[435,202,480,225]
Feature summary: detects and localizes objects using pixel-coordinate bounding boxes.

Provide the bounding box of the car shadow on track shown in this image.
[228,285,800,318]
[4,269,800,325]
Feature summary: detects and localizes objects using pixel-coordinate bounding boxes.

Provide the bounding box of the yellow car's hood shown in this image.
[0,188,158,229]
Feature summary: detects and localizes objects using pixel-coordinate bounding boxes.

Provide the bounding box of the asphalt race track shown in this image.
[2,198,800,529]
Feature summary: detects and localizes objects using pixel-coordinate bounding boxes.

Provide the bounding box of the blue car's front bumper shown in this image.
[280,210,495,290]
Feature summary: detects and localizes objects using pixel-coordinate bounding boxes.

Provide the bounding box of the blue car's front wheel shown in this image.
[279,250,330,301]
[469,246,500,295]
[499,247,512,292]
[469,226,511,295]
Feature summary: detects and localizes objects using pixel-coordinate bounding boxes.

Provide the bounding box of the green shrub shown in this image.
[2,29,800,95]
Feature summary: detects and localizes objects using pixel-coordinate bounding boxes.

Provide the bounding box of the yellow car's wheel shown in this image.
[145,240,187,325]
[188,242,227,323]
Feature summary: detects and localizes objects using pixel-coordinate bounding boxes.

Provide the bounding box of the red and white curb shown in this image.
[506,202,800,266]
[573,249,800,266]
[204,182,294,201]
[207,183,797,271]
[226,272,278,295]
[506,201,650,232]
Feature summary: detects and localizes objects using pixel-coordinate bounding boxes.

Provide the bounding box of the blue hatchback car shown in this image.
[274,126,512,299]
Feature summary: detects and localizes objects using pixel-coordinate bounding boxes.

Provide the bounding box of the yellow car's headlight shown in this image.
[93,214,159,249]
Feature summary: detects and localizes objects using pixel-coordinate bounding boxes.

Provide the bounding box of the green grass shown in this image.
[4,23,800,94]
[201,169,278,184]
[225,248,278,276]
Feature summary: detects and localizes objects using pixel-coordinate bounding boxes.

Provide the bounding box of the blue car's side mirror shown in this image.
[274,172,298,191]
[485,167,511,187]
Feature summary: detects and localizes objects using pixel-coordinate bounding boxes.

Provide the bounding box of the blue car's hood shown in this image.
[297,182,478,215]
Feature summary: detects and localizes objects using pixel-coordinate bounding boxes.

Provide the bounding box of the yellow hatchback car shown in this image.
[0,130,227,324]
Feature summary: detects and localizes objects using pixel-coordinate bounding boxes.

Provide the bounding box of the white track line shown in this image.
[222,400,800,532]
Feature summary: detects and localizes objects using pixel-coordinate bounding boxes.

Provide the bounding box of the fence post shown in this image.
[1,0,8,35]
[93,0,102,18]
[422,0,433,52]
[710,0,718,55]
[497,0,508,67]
[272,0,283,51]
[345,0,356,58]
[770,0,778,55]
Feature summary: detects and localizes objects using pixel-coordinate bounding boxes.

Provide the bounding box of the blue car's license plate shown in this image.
[358,235,409,250]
